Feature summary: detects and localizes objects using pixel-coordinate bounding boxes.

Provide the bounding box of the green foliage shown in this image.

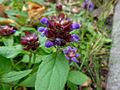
[68,71,88,85]
[1,69,32,83]
[35,52,69,90]
[19,73,36,87]
[2,36,14,46]
[0,55,12,75]
[0,0,112,89]
[0,45,22,58]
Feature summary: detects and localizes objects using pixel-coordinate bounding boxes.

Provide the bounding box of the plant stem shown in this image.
[10,59,20,70]
[28,51,32,69]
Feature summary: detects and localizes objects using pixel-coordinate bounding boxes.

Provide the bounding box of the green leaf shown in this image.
[35,52,69,90]
[20,27,36,32]
[5,10,27,18]
[22,54,45,63]
[0,84,10,90]
[68,71,88,85]
[1,69,32,83]
[67,81,77,90]
[32,0,44,4]
[104,38,112,43]
[0,55,12,75]
[20,73,36,87]
[0,45,22,58]
[2,36,14,46]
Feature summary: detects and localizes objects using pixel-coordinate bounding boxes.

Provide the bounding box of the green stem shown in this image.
[10,59,20,71]
[32,52,36,68]
[33,52,36,64]
[28,51,32,69]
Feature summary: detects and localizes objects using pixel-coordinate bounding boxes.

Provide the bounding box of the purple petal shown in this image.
[85,0,89,2]
[71,34,80,42]
[67,46,72,51]
[45,40,54,48]
[38,27,46,32]
[71,23,81,30]
[71,57,79,63]
[12,29,16,33]
[63,49,68,54]
[65,56,70,60]
[76,53,80,57]
[72,47,77,52]
[55,38,62,46]
[40,17,48,25]
[88,3,94,11]
[82,2,86,8]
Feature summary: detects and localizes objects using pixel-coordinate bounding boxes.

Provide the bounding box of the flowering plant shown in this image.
[38,13,80,48]
[0,0,112,90]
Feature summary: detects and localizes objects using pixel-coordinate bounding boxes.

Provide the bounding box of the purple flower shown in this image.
[38,27,48,37]
[38,27,46,32]
[71,57,79,63]
[71,34,80,42]
[45,40,54,48]
[82,0,94,11]
[76,53,80,57]
[71,23,81,30]
[0,25,16,36]
[38,13,81,48]
[21,33,40,51]
[88,2,94,11]
[56,4,62,11]
[63,46,80,63]
[40,17,48,25]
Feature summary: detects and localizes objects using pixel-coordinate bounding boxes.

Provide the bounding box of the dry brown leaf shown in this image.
[0,4,7,17]
[0,19,20,29]
[82,77,92,87]
[27,1,46,25]
[71,6,81,14]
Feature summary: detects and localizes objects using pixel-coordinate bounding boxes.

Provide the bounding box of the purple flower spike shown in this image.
[38,13,81,48]
[71,34,80,42]
[38,27,46,32]
[63,46,80,63]
[82,0,94,11]
[21,33,39,51]
[40,17,48,25]
[45,40,54,48]
[71,23,80,30]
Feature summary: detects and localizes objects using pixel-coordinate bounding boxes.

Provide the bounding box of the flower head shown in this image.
[63,46,80,63]
[56,4,62,11]
[0,25,16,36]
[82,0,94,11]
[21,32,40,51]
[38,13,80,48]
